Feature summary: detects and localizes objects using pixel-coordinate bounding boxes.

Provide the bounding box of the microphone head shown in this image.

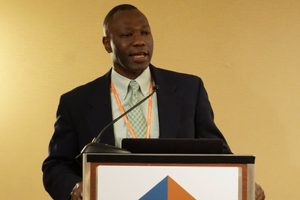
[153,85,160,91]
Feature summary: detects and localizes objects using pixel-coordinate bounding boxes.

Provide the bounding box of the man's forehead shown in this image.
[111,10,147,24]
[109,10,149,30]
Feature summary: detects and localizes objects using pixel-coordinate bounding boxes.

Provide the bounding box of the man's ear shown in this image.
[102,36,112,53]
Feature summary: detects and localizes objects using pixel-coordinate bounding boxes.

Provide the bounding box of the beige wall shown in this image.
[1,0,299,199]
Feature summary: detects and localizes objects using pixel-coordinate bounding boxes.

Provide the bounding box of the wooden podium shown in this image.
[82,153,255,200]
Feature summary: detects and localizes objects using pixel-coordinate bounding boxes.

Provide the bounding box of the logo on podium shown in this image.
[139,175,196,200]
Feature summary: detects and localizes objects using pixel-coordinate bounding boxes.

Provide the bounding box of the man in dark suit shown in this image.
[42,4,265,200]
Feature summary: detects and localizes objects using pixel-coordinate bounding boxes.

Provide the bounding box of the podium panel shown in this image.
[83,154,255,200]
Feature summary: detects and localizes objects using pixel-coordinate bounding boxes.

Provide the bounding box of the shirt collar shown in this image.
[111,67,151,100]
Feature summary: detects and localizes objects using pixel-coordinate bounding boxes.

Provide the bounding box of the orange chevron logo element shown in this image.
[139,175,196,200]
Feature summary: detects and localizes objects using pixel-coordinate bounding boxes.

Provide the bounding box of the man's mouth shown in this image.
[134,54,145,58]
[130,52,148,61]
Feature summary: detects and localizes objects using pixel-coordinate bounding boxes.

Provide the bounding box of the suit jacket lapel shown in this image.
[85,70,115,146]
[84,65,183,146]
[150,65,182,138]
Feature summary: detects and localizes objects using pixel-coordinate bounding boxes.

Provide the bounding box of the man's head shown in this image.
[102,4,154,79]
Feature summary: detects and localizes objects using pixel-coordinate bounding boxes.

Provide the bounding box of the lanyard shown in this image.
[110,77,153,138]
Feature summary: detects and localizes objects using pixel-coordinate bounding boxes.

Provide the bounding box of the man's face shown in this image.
[103,9,154,79]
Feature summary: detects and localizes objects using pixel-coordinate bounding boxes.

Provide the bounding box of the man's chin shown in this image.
[128,62,149,72]
[114,64,149,79]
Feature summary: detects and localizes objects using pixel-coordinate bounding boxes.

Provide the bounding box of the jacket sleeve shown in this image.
[42,96,82,200]
[194,77,232,154]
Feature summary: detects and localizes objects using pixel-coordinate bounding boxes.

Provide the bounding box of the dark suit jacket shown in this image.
[42,64,231,200]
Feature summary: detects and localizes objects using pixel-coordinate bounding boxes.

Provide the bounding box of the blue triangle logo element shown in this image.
[139,176,168,200]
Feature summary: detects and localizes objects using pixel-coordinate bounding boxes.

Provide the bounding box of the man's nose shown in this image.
[133,34,145,46]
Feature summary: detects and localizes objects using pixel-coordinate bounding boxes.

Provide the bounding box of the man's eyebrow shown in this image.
[122,24,150,30]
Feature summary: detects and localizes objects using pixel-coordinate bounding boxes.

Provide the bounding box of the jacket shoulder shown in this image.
[151,65,204,87]
[61,71,110,102]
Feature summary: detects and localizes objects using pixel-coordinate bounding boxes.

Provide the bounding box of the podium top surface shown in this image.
[84,153,255,164]
[122,138,223,154]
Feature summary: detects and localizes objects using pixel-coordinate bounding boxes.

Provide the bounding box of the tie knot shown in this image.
[129,80,140,93]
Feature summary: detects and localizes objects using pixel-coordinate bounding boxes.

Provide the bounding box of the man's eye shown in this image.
[142,31,150,35]
[122,33,132,37]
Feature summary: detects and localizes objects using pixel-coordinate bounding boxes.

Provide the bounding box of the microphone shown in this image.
[76,85,159,162]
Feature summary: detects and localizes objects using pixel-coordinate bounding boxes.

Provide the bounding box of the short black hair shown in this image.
[103,4,138,35]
